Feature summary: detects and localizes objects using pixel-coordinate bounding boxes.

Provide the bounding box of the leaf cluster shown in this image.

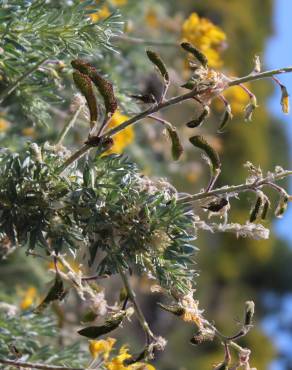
[0,0,122,124]
[0,147,198,293]
[0,310,87,367]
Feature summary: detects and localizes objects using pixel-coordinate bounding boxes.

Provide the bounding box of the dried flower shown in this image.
[244,95,258,121]
[280,85,289,114]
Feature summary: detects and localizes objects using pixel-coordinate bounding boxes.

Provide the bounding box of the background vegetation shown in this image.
[0,0,291,369]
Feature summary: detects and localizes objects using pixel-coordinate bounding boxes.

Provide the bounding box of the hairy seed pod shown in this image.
[146,50,169,83]
[157,302,185,316]
[249,196,263,223]
[189,135,221,173]
[85,136,114,153]
[72,71,97,126]
[261,199,270,220]
[244,301,255,326]
[181,42,208,67]
[181,80,196,90]
[78,311,126,339]
[218,106,233,133]
[244,95,258,121]
[129,93,156,104]
[275,194,289,218]
[186,106,210,128]
[35,273,66,313]
[280,84,289,114]
[202,198,228,213]
[165,125,184,160]
[72,59,117,118]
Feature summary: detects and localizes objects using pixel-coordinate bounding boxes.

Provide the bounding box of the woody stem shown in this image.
[0,359,84,370]
[178,170,292,203]
[56,87,203,174]
[228,66,292,86]
[116,263,154,344]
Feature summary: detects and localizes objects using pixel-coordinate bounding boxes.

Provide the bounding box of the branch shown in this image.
[56,64,292,174]
[56,87,203,174]
[112,35,178,47]
[228,66,292,86]
[116,263,154,344]
[0,359,84,370]
[178,170,292,203]
[56,103,85,145]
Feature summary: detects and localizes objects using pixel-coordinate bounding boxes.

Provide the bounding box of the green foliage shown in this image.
[0,144,82,253]
[0,309,86,367]
[0,147,197,293]
[0,0,122,125]
[74,155,197,292]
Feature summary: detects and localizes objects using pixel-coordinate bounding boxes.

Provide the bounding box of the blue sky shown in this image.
[266,0,292,245]
[263,1,292,368]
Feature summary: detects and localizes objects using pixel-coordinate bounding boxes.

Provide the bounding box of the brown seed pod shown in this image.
[275,194,289,218]
[280,84,289,114]
[78,311,126,339]
[72,71,98,126]
[35,273,66,313]
[261,199,270,220]
[157,302,185,316]
[217,106,233,133]
[72,59,117,119]
[146,50,169,83]
[181,42,208,67]
[166,125,184,160]
[189,135,221,174]
[202,198,228,213]
[249,196,263,223]
[129,93,156,104]
[186,106,209,128]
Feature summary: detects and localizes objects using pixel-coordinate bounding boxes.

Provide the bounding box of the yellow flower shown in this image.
[90,5,111,22]
[22,127,36,138]
[111,0,128,6]
[181,12,226,68]
[19,286,38,310]
[131,364,155,370]
[89,338,116,360]
[104,111,134,155]
[106,346,132,370]
[106,346,155,370]
[0,117,10,132]
[145,9,159,28]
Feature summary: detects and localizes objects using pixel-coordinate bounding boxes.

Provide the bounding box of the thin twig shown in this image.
[228,66,292,86]
[56,88,203,173]
[116,263,154,344]
[112,35,178,47]
[178,171,292,203]
[81,274,109,281]
[56,103,85,145]
[0,359,84,370]
[57,66,292,174]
